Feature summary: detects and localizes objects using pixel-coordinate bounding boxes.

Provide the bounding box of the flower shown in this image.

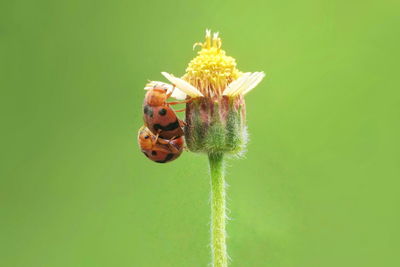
[144,30,265,266]
[161,30,265,100]
[160,30,265,155]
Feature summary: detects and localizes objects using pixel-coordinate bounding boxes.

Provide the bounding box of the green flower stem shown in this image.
[208,152,228,267]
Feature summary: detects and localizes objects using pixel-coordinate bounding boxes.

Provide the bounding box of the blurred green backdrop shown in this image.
[1,0,399,266]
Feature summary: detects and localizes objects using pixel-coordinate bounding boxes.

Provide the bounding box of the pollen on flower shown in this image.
[182,30,242,97]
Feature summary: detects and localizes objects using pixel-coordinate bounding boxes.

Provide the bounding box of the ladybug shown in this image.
[138,126,184,163]
[143,82,188,140]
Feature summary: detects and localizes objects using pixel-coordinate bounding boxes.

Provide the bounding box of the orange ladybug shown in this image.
[143,82,188,140]
[138,126,184,163]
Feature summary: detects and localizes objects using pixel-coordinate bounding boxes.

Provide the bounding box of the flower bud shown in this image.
[185,95,247,155]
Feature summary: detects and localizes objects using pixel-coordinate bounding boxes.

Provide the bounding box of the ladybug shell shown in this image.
[143,104,184,139]
[141,136,184,163]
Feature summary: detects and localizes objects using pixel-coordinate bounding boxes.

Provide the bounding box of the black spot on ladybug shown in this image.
[154,120,179,132]
[143,152,149,158]
[158,108,167,116]
[165,153,174,161]
[151,150,157,155]
[143,105,153,118]
[156,153,174,163]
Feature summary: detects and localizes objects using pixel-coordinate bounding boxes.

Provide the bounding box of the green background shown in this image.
[1,0,399,266]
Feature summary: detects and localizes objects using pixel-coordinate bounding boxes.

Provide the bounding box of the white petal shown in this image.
[170,88,187,100]
[161,72,204,98]
[144,81,173,91]
[235,72,260,96]
[222,72,251,96]
[144,81,187,100]
[241,72,265,95]
[223,72,265,96]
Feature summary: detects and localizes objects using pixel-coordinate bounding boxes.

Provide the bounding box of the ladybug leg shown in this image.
[168,138,180,153]
[154,133,176,145]
[168,144,179,153]
[179,119,187,127]
[152,130,162,145]
[158,136,177,144]
[157,137,180,153]
[157,138,169,145]
[166,84,176,98]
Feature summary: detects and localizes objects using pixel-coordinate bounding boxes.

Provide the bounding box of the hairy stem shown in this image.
[208,152,228,267]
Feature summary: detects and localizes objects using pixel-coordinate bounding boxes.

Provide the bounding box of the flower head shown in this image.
[159,30,265,155]
[162,30,265,100]
[183,30,241,97]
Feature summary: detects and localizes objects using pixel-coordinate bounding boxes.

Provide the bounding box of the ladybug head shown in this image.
[145,88,167,106]
[137,127,154,150]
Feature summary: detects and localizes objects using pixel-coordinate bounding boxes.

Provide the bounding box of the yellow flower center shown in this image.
[183,31,241,97]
